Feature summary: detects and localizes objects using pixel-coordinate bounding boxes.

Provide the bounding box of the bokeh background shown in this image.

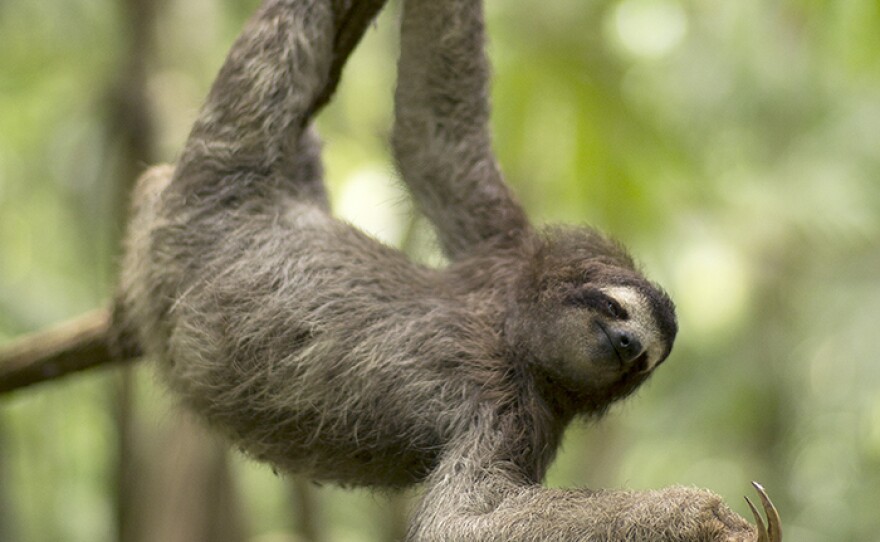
[2,0,879,540]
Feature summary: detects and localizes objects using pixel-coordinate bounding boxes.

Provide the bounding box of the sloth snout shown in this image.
[608,328,643,365]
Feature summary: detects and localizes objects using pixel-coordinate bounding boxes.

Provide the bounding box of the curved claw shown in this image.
[744,497,768,542]
[744,482,782,542]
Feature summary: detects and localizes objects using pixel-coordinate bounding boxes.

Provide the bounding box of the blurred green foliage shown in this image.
[1,0,879,540]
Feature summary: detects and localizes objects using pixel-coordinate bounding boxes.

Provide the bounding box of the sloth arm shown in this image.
[393,0,531,260]
[166,0,384,215]
[406,410,756,542]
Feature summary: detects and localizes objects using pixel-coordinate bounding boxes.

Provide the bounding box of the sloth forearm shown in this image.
[410,484,756,542]
[407,424,753,542]
[179,0,337,175]
[393,0,529,258]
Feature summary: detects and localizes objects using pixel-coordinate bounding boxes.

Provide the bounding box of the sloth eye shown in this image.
[603,298,627,320]
[564,290,628,320]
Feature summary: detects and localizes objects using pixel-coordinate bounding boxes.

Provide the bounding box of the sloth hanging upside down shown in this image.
[114,0,782,540]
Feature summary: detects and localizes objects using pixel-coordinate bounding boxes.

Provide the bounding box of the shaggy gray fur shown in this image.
[116,0,758,539]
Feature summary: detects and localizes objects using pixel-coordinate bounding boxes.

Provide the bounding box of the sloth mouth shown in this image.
[632,351,650,373]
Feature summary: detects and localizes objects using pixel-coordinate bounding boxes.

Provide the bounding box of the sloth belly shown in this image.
[159,291,470,488]
[152,210,481,487]
[166,347,456,488]
[252,406,448,488]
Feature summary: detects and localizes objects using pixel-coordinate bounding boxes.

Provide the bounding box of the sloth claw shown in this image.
[744,482,782,542]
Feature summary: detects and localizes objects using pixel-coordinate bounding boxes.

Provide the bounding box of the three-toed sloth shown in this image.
[116,0,780,540]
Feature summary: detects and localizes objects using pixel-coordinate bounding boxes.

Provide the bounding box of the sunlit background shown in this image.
[1,0,879,540]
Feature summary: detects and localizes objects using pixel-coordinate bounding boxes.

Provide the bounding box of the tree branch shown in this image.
[0,308,139,395]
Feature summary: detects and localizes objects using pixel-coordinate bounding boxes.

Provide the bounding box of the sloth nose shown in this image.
[608,329,643,365]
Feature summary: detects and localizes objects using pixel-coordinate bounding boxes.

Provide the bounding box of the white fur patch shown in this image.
[600,286,665,371]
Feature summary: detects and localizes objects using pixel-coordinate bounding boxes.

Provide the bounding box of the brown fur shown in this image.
[115,0,757,539]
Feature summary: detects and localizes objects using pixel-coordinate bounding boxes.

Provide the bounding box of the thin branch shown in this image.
[0,308,139,395]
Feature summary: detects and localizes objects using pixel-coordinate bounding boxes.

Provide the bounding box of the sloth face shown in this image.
[577,285,672,374]
[559,285,673,379]
[511,262,678,412]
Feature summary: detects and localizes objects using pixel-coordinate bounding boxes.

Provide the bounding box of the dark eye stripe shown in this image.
[564,290,629,320]
[605,297,627,319]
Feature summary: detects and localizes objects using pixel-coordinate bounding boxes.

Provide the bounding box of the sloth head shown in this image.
[507,227,678,414]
